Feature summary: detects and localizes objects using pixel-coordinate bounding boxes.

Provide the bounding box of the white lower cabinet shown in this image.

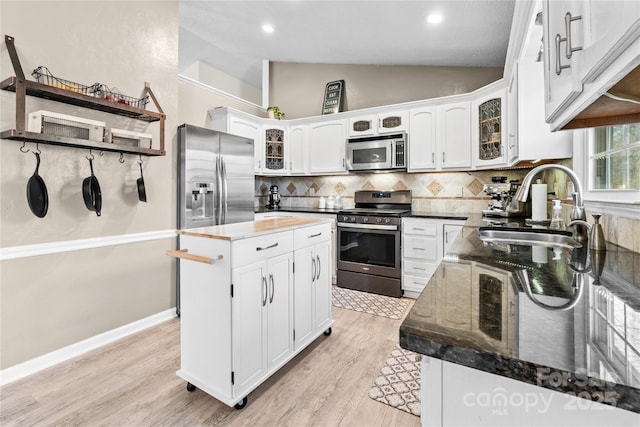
[402,218,465,298]
[231,252,293,396]
[293,224,332,349]
[176,221,332,409]
[421,357,640,427]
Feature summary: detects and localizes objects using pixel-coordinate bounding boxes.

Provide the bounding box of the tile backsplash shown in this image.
[256,167,639,252]
[255,170,530,214]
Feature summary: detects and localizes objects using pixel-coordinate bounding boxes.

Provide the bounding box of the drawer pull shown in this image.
[412,247,426,251]
[412,228,425,231]
[256,242,278,251]
[413,267,426,271]
[308,232,322,238]
[165,249,223,264]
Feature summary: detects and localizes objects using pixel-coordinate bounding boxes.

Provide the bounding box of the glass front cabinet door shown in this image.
[263,126,286,174]
[472,88,507,168]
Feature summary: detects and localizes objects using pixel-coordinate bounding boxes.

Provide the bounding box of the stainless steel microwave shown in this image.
[346,133,407,172]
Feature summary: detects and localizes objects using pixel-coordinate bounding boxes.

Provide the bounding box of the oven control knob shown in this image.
[362,217,369,223]
[376,218,382,223]
[342,215,349,222]
[350,216,356,222]
[385,218,391,223]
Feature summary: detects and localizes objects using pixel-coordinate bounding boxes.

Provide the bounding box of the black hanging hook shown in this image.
[19,141,30,153]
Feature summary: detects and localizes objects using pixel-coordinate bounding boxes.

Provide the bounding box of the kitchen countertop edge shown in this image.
[178,217,332,240]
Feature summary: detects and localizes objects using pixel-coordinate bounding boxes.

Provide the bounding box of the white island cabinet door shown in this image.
[231,261,267,397]
[266,252,294,369]
[294,245,315,349]
[313,239,332,331]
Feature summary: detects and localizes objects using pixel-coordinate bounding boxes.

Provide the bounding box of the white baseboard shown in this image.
[0,308,177,387]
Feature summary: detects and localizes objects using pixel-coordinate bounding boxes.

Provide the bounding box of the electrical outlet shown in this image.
[457,186,464,198]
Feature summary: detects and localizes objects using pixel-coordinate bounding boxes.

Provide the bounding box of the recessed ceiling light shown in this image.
[262,24,275,33]
[427,13,443,24]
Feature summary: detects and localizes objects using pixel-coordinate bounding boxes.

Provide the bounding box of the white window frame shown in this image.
[574,129,640,219]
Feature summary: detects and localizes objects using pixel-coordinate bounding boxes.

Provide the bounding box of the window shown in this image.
[590,123,640,191]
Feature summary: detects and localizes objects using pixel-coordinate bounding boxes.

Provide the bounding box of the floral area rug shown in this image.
[331,286,410,320]
[368,344,422,417]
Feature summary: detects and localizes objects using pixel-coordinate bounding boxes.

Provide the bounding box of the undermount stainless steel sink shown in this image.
[478,228,582,249]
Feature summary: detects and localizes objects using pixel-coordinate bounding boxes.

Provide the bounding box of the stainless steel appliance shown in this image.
[176,124,254,315]
[346,133,407,172]
[266,184,281,209]
[337,190,411,297]
[177,124,255,229]
[482,176,526,217]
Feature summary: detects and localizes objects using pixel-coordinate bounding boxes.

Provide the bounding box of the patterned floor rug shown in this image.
[331,286,410,320]
[369,344,422,417]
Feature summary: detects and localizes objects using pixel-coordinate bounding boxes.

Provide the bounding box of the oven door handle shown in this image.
[337,222,398,231]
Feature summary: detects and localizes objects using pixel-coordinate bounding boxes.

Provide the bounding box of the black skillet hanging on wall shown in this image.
[26,148,49,218]
[82,155,102,216]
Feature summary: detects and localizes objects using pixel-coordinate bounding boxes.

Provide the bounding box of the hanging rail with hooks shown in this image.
[1,35,166,157]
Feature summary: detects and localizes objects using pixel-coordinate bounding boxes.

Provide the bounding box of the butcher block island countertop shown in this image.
[177,217,330,240]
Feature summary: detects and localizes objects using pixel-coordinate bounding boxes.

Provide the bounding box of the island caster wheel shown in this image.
[234,396,248,410]
[186,382,196,392]
[323,327,332,336]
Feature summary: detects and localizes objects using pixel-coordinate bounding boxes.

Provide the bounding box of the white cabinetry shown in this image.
[543,0,640,129]
[288,124,308,174]
[408,106,437,171]
[517,61,573,160]
[231,250,293,393]
[506,64,519,164]
[176,221,333,409]
[543,0,584,123]
[262,123,287,175]
[440,102,472,169]
[402,218,465,298]
[209,107,263,174]
[472,88,508,169]
[348,110,409,137]
[408,103,471,172]
[422,357,640,427]
[308,119,347,174]
[293,223,332,350]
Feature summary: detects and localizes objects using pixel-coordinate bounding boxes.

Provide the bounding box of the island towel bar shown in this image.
[165,249,223,264]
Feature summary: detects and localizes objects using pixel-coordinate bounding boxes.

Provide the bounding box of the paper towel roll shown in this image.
[532,246,548,264]
[531,183,548,220]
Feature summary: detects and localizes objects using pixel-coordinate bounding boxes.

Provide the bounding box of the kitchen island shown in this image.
[172,217,334,409]
[400,214,640,426]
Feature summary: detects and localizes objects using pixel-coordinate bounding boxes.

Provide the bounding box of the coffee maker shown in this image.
[266,185,281,209]
[482,176,527,217]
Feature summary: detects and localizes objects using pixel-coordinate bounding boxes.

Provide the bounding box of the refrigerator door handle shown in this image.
[216,156,223,224]
[221,156,228,224]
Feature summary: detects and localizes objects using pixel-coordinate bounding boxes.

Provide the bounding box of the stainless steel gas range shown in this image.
[337,190,411,298]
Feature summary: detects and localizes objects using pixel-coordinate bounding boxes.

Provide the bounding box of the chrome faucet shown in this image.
[512,164,589,241]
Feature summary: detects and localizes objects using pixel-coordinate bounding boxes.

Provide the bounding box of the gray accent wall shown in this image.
[269,62,503,119]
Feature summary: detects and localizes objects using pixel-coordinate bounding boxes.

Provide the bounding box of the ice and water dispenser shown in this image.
[189,180,215,221]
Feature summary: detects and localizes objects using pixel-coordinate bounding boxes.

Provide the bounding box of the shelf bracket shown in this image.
[5,35,25,79]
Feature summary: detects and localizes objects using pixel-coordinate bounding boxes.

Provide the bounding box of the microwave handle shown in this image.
[390,140,396,168]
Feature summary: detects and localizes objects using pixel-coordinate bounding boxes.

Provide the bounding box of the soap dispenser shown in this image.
[549,200,565,230]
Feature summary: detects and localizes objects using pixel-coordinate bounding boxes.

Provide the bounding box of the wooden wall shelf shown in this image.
[1,76,166,156]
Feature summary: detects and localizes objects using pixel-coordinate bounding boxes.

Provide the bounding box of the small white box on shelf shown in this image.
[27,110,106,142]
[106,128,152,148]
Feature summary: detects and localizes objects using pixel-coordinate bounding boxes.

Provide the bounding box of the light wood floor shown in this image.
[0,304,420,427]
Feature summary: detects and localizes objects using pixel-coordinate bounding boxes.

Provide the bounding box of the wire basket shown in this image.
[92,84,150,109]
[31,66,98,95]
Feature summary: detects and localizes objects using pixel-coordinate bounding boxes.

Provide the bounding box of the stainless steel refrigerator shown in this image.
[176,124,254,313]
[177,124,254,228]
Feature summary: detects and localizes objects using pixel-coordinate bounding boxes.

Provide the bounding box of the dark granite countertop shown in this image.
[400,213,640,414]
[406,211,469,220]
